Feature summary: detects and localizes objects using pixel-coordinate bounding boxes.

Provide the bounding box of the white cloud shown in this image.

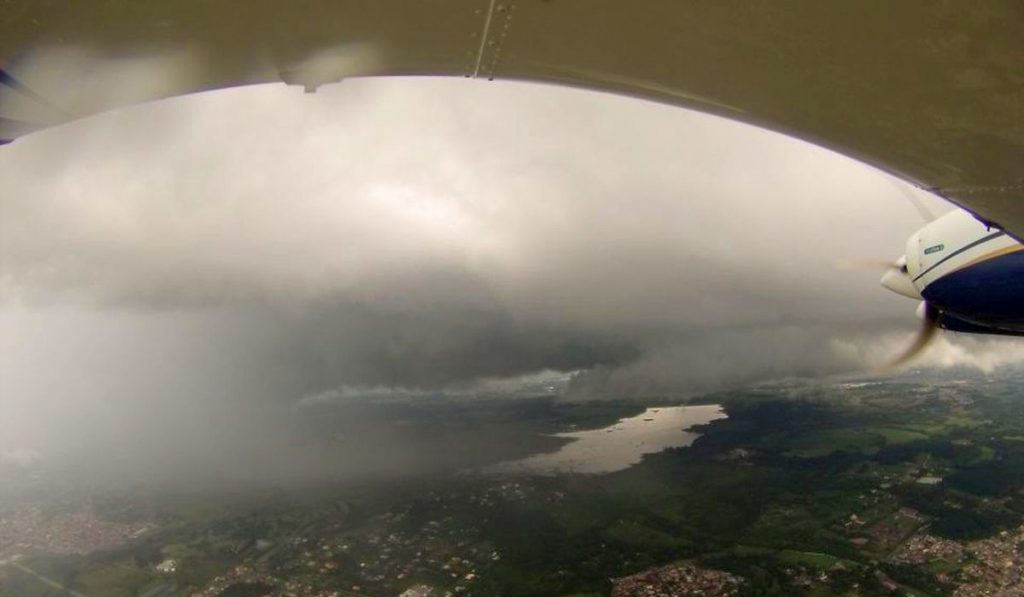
[831,332,1024,374]
[1,447,43,469]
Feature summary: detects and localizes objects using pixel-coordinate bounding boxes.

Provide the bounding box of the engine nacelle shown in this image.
[881,209,1024,334]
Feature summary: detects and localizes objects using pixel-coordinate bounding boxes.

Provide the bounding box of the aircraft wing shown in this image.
[2,1,1022,234]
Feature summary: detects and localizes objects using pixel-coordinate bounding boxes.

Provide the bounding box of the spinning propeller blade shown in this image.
[881,302,940,369]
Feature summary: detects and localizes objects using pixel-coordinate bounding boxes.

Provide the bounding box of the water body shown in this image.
[487,404,727,475]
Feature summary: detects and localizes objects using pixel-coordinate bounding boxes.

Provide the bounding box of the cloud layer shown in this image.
[3,77,1018,479]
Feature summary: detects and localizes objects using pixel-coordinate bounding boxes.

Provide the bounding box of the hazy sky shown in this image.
[2,77,1022,479]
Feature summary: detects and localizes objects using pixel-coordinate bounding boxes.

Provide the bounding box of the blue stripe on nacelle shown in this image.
[913,231,1006,283]
[922,250,1024,333]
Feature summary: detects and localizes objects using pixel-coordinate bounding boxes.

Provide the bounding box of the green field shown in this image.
[869,427,930,444]
[784,429,885,457]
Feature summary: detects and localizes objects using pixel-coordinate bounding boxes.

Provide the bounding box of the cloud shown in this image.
[1,78,944,315]
[564,326,1024,402]
[832,332,1024,374]
[564,324,867,401]
[0,448,43,470]
[2,76,1019,481]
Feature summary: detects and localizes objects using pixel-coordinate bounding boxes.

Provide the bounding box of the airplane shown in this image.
[879,209,1024,364]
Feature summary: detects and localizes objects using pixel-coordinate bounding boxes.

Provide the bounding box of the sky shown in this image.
[2,77,1022,483]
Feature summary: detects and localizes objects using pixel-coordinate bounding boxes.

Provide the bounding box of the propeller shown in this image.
[841,180,945,368]
[887,176,937,224]
[880,302,940,369]
[837,180,937,273]
[836,259,902,271]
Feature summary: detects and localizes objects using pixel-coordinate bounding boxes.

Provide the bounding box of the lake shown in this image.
[485,404,726,475]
